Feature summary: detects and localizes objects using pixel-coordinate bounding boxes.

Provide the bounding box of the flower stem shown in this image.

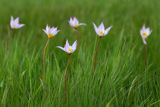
[92,36,100,73]
[144,44,147,68]
[42,39,49,80]
[144,44,147,87]
[74,29,81,52]
[64,55,71,104]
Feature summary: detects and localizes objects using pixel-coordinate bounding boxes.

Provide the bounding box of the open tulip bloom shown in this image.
[93,22,112,37]
[140,25,152,45]
[69,17,86,29]
[10,16,25,29]
[43,25,60,39]
[57,40,77,54]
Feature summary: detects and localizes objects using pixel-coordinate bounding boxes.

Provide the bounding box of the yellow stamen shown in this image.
[98,31,104,35]
[143,32,148,37]
[68,47,73,53]
[74,24,79,29]
[48,34,54,39]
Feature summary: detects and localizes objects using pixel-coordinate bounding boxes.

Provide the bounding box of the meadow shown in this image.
[0,0,160,106]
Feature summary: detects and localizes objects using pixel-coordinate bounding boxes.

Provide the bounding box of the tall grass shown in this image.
[0,0,160,106]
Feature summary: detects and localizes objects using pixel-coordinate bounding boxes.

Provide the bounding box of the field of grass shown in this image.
[0,0,160,106]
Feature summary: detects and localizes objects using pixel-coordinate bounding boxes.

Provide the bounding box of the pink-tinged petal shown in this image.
[54,30,60,35]
[93,23,99,35]
[69,18,73,24]
[140,29,144,37]
[46,25,50,33]
[10,22,14,28]
[10,16,14,23]
[15,17,19,24]
[17,24,25,28]
[50,27,56,32]
[51,27,57,33]
[105,26,112,35]
[64,40,70,51]
[72,40,77,51]
[69,17,75,27]
[73,17,79,25]
[15,17,19,20]
[99,22,105,31]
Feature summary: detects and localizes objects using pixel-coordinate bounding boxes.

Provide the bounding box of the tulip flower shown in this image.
[57,40,77,102]
[140,25,152,45]
[69,17,86,29]
[41,25,60,81]
[10,16,24,29]
[140,25,152,83]
[140,25,152,67]
[93,22,112,37]
[92,22,112,72]
[57,40,77,54]
[43,25,60,39]
[69,17,85,52]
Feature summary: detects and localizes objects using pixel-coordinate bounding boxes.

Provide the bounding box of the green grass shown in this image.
[0,0,160,106]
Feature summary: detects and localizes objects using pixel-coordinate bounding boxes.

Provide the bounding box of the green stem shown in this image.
[144,44,147,67]
[42,39,49,80]
[92,36,100,73]
[64,55,71,104]
[144,44,147,88]
[74,29,81,52]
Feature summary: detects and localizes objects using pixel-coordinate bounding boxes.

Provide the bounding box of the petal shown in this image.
[69,17,75,26]
[105,26,112,35]
[43,27,48,34]
[79,23,86,26]
[11,16,14,21]
[15,17,20,24]
[10,16,15,28]
[93,23,99,35]
[43,29,47,34]
[140,25,146,36]
[17,24,25,28]
[57,46,64,51]
[140,29,144,36]
[73,17,79,25]
[57,46,66,52]
[99,22,105,31]
[54,30,60,35]
[146,28,152,35]
[142,38,147,45]
[50,27,56,32]
[64,40,70,51]
[72,40,77,51]
[69,18,73,24]
[46,25,50,32]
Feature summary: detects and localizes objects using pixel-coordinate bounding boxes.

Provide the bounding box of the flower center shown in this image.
[99,31,104,36]
[68,47,73,53]
[143,32,148,37]
[74,24,79,29]
[48,34,54,39]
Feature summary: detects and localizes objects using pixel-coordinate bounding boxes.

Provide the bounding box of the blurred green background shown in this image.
[0,0,160,107]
